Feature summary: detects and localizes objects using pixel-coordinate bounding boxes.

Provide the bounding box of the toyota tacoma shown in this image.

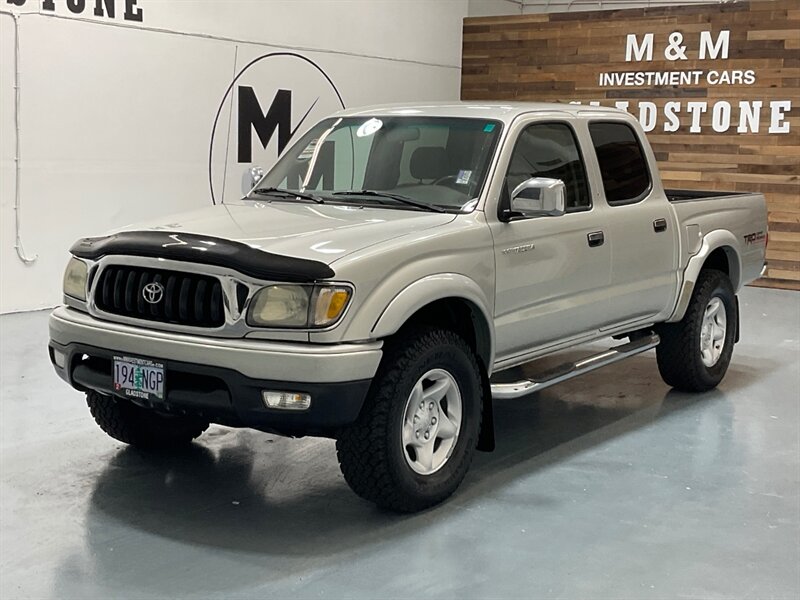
[49,102,768,512]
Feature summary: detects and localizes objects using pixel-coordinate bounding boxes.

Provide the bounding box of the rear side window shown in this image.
[588,122,651,205]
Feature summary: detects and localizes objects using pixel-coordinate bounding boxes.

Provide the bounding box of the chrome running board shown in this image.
[490,333,660,400]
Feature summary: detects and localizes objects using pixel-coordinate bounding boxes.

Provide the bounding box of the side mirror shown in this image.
[242,166,265,196]
[507,177,566,219]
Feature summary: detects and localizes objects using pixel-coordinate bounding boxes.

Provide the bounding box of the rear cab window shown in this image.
[588,122,651,205]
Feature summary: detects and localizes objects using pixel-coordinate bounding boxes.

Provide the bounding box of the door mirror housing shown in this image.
[505,177,566,220]
[242,165,265,196]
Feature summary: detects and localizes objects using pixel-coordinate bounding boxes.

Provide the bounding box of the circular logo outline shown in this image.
[142,282,165,304]
[208,52,346,205]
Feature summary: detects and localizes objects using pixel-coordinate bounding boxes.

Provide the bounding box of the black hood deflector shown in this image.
[70,231,335,282]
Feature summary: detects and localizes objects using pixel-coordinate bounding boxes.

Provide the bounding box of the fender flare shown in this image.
[371,273,495,370]
[668,229,742,322]
[371,274,497,452]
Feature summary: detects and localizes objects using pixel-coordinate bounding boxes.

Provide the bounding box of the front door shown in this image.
[490,121,611,362]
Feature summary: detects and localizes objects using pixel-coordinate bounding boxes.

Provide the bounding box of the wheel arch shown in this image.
[371,274,495,370]
[668,230,742,323]
[371,275,496,452]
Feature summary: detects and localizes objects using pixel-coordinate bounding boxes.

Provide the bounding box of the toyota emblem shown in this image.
[142,282,165,304]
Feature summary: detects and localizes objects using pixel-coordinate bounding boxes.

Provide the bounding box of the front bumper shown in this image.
[48,307,382,436]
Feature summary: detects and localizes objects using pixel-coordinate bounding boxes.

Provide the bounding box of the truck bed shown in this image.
[667,189,767,290]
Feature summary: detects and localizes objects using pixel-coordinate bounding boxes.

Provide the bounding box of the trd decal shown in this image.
[743,231,766,245]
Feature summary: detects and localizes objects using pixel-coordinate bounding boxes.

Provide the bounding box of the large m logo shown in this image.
[237,87,320,163]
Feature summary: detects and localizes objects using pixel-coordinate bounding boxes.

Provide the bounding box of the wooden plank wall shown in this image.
[462,0,799,290]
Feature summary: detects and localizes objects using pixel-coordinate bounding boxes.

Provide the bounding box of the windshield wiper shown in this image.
[331,190,446,213]
[250,187,325,204]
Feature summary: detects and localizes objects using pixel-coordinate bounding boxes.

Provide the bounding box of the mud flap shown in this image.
[476,363,495,452]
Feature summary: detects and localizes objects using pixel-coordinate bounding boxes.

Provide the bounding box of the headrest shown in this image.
[410,146,449,180]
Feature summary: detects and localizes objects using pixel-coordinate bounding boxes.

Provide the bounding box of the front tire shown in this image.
[656,269,737,392]
[336,328,483,512]
[87,391,209,449]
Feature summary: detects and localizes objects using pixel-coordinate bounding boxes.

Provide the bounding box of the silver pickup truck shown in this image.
[49,102,767,512]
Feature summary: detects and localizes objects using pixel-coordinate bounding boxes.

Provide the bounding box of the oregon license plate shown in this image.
[113,356,165,401]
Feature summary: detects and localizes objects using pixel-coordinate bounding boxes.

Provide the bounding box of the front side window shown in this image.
[255,116,503,212]
[503,122,591,213]
[588,122,651,205]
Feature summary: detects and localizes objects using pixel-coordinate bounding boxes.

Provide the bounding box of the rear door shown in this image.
[489,119,612,360]
[586,120,679,326]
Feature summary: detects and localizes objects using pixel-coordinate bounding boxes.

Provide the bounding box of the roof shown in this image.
[332,101,628,123]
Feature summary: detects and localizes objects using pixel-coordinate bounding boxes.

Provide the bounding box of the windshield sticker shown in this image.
[483,123,496,132]
[357,118,383,138]
[298,138,319,160]
[456,169,472,185]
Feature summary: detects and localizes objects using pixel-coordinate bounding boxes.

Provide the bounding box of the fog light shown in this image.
[52,349,66,369]
[262,390,311,411]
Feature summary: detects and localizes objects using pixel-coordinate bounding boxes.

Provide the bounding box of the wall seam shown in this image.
[0,9,462,71]
[218,44,239,205]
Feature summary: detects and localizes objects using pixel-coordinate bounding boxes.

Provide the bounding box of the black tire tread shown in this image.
[336,328,482,513]
[656,269,734,393]
[87,391,208,449]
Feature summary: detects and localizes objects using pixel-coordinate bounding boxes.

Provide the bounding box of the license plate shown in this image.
[113,356,165,402]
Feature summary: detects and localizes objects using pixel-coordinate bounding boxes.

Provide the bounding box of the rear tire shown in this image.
[87,391,208,449]
[656,269,737,392]
[336,328,482,513]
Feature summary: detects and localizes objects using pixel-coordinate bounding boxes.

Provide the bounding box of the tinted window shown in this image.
[504,123,591,212]
[588,122,651,205]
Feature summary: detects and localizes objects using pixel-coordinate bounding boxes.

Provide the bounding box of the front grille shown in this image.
[94,265,224,328]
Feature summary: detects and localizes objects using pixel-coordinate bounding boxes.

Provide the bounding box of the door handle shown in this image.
[653,218,668,233]
[587,231,605,247]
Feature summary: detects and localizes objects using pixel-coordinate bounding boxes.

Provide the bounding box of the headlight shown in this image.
[248,285,310,327]
[247,284,352,328]
[63,257,88,301]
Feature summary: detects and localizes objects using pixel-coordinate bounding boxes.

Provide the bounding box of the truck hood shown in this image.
[113,200,456,264]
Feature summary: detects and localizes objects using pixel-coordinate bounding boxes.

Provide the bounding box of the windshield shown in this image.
[252,116,503,212]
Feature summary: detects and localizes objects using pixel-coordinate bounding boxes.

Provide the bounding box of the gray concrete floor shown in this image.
[1,287,798,600]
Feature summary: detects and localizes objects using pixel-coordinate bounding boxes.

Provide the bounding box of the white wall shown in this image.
[0,0,468,313]
[468,0,522,16]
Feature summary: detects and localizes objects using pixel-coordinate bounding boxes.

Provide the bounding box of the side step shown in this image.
[490,333,660,400]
